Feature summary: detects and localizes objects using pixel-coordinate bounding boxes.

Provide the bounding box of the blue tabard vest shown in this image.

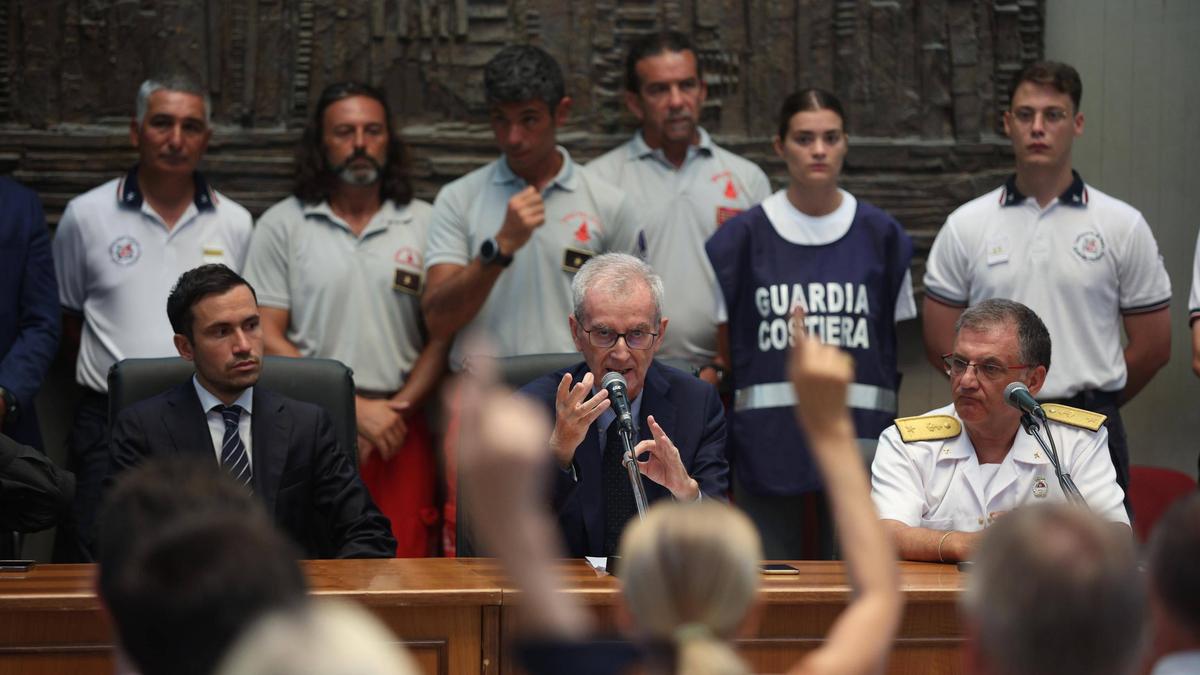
[706,200,913,495]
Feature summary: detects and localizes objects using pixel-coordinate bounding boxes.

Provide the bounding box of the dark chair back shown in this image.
[107,356,359,467]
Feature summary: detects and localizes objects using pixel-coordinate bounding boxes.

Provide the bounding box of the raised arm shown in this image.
[787,319,903,675]
[454,349,591,638]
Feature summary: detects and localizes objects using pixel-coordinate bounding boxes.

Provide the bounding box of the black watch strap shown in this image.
[480,238,513,267]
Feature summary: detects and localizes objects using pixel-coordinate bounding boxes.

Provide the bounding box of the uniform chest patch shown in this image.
[716,206,742,226]
[110,236,141,265]
[1032,476,1049,499]
[394,269,422,295]
[562,247,593,273]
[1072,231,1105,261]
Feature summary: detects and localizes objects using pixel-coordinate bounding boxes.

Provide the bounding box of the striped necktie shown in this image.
[216,404,253,489]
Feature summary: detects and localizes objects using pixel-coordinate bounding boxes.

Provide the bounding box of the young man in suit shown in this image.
[109,264,395,558]
[518,253,729,557]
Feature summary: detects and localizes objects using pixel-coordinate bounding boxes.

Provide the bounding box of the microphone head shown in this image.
[1003,381,1030,403]
[601,371,628,392]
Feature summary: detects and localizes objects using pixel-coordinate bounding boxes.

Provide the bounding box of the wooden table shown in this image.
[0,559,966,675]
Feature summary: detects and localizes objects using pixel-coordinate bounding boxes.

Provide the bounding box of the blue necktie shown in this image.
[217,404,252,489]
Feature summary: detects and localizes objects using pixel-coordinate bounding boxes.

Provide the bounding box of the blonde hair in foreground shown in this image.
[216,599,420,675]
[619,501,763,675]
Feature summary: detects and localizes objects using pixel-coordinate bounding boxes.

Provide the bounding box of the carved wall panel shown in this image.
[0,0,1045,282]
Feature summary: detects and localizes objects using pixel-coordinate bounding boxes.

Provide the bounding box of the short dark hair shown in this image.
[964,504,1145,675]
[1010,60,1082,111]
[1148,493,1200,638]
[776,88,848,140]
[624,31,703,93]
[955,298,1052,370]
[167,264,257,342]
[97,457,306,675]
[293,81,414,206]
[483,45,565,111]
[105,514,307,675]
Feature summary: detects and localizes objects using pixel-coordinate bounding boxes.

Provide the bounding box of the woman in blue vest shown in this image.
[705,89,916,559]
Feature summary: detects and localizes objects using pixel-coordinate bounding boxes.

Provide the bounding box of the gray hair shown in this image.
[483,45,565,111]
[572,252,664,324]
[136,75,211,127]
[962,504,1146,675]
[955,298,1051,370]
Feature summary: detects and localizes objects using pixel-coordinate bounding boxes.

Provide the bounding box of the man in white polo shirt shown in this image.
[921,61,1171,510]
[422,45,643,371]
[52,74,252,560]
[588,32,771,381]
[244,81,448,557]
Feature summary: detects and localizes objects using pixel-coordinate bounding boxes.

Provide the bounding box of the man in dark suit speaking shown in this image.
[110,264,395,558]
[519,253,729,557]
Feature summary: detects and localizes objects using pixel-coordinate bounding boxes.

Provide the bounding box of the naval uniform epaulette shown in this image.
[893,415,961,443]
[1042,403,1107,431]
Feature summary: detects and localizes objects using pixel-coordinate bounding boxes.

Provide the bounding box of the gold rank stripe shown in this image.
[1042,403,1107,431]
[893,415,961,442]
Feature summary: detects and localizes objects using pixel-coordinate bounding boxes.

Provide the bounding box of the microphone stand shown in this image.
[1019,413,1087,507]
[618,424,649,519]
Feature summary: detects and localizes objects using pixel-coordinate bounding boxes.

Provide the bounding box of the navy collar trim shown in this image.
[1000,170,1087,208]
[118,165,217,212]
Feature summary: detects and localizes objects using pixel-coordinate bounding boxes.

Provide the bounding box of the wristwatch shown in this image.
[0,386,17,426]
[479,238,513,267]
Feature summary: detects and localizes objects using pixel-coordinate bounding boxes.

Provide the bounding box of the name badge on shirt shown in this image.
[202,245,226,265]
[393,269,422,295]
[986,235,1010,266]
[562,247,593,273]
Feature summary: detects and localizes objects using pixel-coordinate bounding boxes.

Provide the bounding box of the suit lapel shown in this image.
[638,362,677,447]
[163,381,218,459]
[251,387,290,515]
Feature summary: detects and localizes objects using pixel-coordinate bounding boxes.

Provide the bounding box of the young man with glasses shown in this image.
[518,253,730,557]
[872,299,1128,563]
[921,61,1171,511]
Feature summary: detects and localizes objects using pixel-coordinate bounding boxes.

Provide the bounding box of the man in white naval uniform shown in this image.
[872,298,1127,563]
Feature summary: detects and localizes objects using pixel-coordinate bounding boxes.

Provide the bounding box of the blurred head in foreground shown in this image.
[961,503,1145,675]
[618,500,762,675]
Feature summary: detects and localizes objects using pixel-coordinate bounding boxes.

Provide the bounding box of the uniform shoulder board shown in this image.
[894,415,961,443]
[1042,404,1107,432]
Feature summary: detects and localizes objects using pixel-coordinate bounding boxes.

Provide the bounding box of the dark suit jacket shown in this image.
[110,381,396,559]
[519,361,729,557]
[0,178,59,448]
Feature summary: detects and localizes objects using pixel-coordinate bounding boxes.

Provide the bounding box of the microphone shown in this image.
[601,371,635,434]
[1004,382,1045,420]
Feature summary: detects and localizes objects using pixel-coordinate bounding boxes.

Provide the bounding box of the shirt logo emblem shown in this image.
[711,171,738,200]
[562,247,593,273]
[110,236,142,265]
[561,211,600,244]
[1072,231,1105,261]
[1032,476,1049,499]
[394,246,423,268]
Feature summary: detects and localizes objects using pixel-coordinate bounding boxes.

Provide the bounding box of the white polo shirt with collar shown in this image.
[870,403,1129,530]
[243,196,432,393]
[53,167,252,393]
[425,147,644,369]
[924,173,1171,399]
[588,129,772,366]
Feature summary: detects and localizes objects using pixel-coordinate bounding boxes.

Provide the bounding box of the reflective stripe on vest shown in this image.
[734,381,897,415]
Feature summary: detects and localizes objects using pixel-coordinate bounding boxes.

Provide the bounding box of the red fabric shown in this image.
[1129,465,1197,544]
[359,412,439,557]
[441,388,459,557]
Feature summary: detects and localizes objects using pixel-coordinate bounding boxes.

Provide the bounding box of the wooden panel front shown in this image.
[0,559,964,675]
